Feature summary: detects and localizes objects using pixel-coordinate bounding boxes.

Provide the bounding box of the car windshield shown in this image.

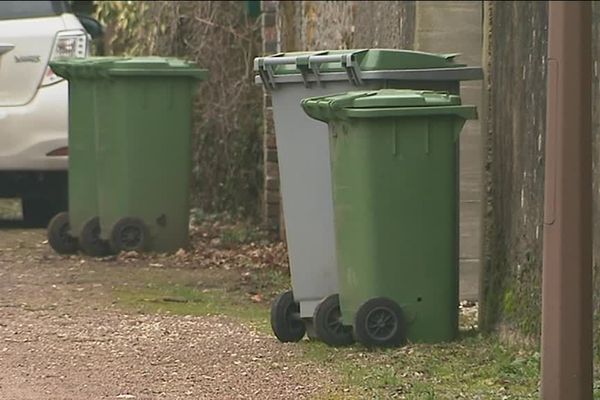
[0,1,68,20]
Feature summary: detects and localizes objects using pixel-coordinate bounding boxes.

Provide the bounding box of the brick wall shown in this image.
[261,1,283,236]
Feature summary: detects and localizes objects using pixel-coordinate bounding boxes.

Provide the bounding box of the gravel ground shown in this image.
[0,227,339,400]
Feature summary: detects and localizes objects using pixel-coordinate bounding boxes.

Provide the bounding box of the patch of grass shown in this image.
[112,267,291,334]
[0,198,22,219]
[111,266,543,399]
[220,223,267,247]
[242,267,290,298]
[114,282,272,332]
[299,334,540,399]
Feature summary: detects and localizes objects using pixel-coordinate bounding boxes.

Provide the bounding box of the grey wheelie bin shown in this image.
[254,49,483,344]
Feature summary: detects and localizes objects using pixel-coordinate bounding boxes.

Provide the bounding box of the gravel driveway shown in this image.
[0,227,341,399]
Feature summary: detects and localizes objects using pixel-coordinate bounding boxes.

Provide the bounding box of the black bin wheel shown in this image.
[109,217,149,253]
[47,212,78,255]
[353,297,406,348]
[79,217,112,257]
[313,294,355,347]
[270,290,305,343]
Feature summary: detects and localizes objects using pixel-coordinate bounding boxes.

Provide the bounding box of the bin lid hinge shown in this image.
[341,53,363,86]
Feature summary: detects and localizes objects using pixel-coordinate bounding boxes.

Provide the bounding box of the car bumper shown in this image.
[0,80,68,171]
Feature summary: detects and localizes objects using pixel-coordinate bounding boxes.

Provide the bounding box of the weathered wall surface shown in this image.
[277,1,415,52]
[479,1,548,339]
[261,0,484,301]
[351,1,416,49]
[261,1,281,234]
[480,2,600,360]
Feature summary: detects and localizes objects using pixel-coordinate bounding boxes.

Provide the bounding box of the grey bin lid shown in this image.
[253,49,483,89]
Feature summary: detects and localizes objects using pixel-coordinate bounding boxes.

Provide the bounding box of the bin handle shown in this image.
[305,50,367,87]
[441,53,460,60]
[255,51,329,89]
[255,49,368,89]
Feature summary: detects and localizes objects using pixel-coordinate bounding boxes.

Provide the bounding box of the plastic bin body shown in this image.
[269,82,353,318]
[302,90,477,343]
[255,49,482,319]
[49,57,121,238]
[93,58,207,253]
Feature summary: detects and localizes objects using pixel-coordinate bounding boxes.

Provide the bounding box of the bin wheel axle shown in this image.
[47,212,78,255]
[354,297,406,348]
[270,290,305,343]
[313,294,354,347]
[304,319,319,341]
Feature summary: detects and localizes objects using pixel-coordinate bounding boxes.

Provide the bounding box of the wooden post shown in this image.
[541,1,593,399]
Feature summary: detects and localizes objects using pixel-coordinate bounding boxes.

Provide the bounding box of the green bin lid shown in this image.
[50,56,208,80]
[301,89,478,121]
[49,56,125,79]
[105,57,208,79]
[258,49,465,75]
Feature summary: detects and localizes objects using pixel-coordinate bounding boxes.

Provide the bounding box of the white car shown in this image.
[0,1,101,226]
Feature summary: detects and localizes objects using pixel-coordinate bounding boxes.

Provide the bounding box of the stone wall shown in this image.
[479,1,548,338]
[261,1,281,234]
[480,2,600,354]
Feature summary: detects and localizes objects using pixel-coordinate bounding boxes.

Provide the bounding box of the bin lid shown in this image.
[104,57,208,79]
[254,49,483,89]
[51,56,208,80]
[256,49,465,75]
[301,89,478,121]
[50,56,125,79]
[322,89,463,108]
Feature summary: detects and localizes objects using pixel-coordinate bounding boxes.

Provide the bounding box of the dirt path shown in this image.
[0,227,339,400]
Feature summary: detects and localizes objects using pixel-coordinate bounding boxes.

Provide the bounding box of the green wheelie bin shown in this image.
[92,58,207,254]
[302,89,477,347]
[47,57,123,257]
